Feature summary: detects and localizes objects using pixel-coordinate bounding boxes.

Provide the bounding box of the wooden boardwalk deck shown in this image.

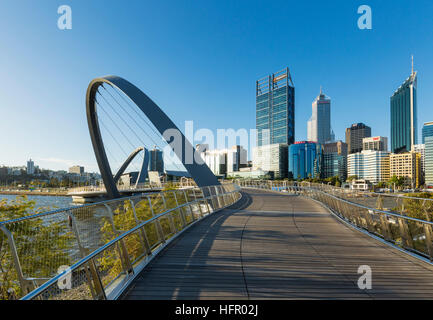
[122,189,433,300]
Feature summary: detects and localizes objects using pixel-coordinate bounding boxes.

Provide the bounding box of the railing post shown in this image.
[89,258,107,300]
[66,211,100,299]
[398,217,414,249]
[191,188,202,219]
[0,225,34,296]
[161,193,177,234]
[173,191,187,228]
[397,200,414,249]
[129,200,152,256]
[103,204,134,275]
[379,214,392,241]
[422,201,433,261]
[183,189,195,222]
[206,186,215,212]
[147,196,166,244]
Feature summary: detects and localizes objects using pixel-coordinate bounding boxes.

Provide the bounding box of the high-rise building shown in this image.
[256,68,295,146]
[69,165,84,175]
[226,145,248,173]
[422,122,433,144]
[390,57,418,153]
[345,123,371,154]
[201,149,227,176]
[322,141,348,181]
[26,159,35,175]
[253,143,288,179]
[425,137,433,186]
[288,141,322,180]
[149,148,164,174]
[389,151,421,188]
[347,150,390,184]
[200,145,248,177]
[362,136,388,152]
[307,88,334,144]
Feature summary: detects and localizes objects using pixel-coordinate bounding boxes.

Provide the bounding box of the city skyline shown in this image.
[1,1,433,172]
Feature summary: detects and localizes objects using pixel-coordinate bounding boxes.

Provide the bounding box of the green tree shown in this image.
[347,175,358,182]
[0,196,74,300]
[388,175,405,190]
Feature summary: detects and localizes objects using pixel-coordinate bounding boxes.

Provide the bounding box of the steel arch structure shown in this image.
[113,146,149,187]
[86,75,220,199]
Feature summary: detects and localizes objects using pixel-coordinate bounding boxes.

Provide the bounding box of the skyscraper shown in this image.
[27,159,35,175]
[345,123,371,154]
[422,122,433,144]
[307,88,334,144]
[149,148,164,174]
[289,141,322,180]
[256,68,295,146]
[390,57,418,153]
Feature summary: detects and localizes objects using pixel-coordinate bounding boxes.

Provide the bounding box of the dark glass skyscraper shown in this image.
[149,148,164,174]
[289,141,322,180]
[390,61,418,153]
[422,122,433,144]
[345,123,371,154]
[256,68,295,146]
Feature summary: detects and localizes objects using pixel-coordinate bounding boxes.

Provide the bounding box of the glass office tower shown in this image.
[289,141,322,180]
[390,62,418,153]
[422,122,433,144]
[322,141,348,181]
[345,123,371,154]
[149,148,164,174]
[307,88,334,144]
[256,68,295,146]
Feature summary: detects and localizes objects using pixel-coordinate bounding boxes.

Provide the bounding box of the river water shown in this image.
[0,194,77,212]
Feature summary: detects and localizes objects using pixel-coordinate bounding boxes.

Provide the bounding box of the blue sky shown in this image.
[0,0,432,172]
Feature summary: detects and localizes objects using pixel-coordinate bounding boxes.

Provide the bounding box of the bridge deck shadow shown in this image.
[121,189,433,300]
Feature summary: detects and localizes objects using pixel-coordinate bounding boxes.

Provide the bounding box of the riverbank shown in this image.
[0,190,69,197]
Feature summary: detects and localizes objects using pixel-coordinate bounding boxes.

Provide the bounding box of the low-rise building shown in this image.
[322,140,348,181]
[288,141,321,180]
[362,136,388,152]
[253,143,288,179]
[69,165,84,175]
[347,150,390,184]
[199,145,248,177]
[424,137,433,186]
[389,151,422,188]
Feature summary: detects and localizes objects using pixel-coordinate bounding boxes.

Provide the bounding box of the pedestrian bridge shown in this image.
[122,189,433,300]
[11,183,433,300]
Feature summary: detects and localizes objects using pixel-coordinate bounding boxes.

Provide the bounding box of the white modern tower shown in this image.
[307,87,334,144]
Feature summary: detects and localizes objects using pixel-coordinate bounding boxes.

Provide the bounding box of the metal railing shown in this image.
[240,181,433,262]
[66,181,197,195]
[238,180,433,221]
[0,184,241,300]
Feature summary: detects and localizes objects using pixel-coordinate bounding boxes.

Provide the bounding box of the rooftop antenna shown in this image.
[411,54,414,75]
[320,85,323,95]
